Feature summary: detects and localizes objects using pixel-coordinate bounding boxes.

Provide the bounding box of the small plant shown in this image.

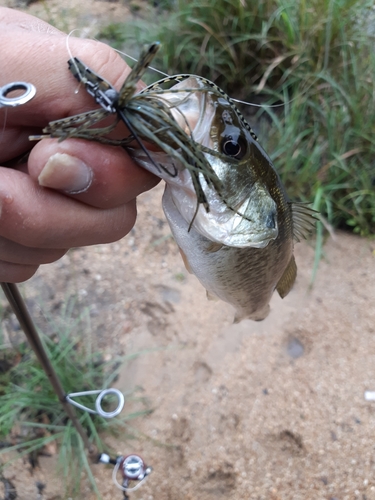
[0,309,150,497]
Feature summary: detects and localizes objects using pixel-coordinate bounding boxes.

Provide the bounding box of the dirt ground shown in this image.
[3,185,375,500]
[1,1,375,500]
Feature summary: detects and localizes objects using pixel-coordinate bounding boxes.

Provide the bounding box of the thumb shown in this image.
[28,138,160,209]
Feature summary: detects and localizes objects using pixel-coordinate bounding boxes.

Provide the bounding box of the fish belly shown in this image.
[162,187,291,322]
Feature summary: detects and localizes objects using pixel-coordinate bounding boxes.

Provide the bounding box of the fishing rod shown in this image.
[1,282,152,498]
[1,282,95,453]
[0,82,152,498]
[1,82,107,455]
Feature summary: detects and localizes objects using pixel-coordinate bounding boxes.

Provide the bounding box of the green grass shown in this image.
[99,0,375,236]
[0,305,151,497]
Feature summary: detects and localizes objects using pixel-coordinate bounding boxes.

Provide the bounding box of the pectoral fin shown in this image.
[276,255,297,298]
[291,202,318,242]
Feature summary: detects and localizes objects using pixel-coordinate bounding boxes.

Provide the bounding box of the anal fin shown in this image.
[178,247,193,274]
[276,255,297,298]
[206,290,219,301]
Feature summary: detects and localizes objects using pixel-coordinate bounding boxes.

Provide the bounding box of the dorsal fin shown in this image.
[291,202,318,242]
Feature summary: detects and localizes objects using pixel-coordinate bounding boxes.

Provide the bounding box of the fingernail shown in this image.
[38,153,93,194]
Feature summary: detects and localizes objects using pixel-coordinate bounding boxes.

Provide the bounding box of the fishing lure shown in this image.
[31,42,263,220]
[32,43,226,213]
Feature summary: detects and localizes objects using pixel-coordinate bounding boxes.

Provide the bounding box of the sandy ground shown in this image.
[1,1,375,499]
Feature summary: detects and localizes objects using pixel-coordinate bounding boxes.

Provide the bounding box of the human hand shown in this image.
[0,7,159,283]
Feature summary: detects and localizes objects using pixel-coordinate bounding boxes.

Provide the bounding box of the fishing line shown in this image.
[112,48,310,109]
[232,96,288,108]
[67,30,313,111]
[232,77,320,109]
[112,47,169,78]
[66,29,90,95]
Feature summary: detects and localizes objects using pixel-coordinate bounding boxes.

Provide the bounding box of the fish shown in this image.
[130,77,316,321]
[31,43,316,322]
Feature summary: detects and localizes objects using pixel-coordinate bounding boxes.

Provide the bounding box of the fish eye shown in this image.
[221,136,246,159]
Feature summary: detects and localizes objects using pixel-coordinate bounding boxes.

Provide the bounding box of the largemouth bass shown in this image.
[131,77,315,321]
[32,43,316,322]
